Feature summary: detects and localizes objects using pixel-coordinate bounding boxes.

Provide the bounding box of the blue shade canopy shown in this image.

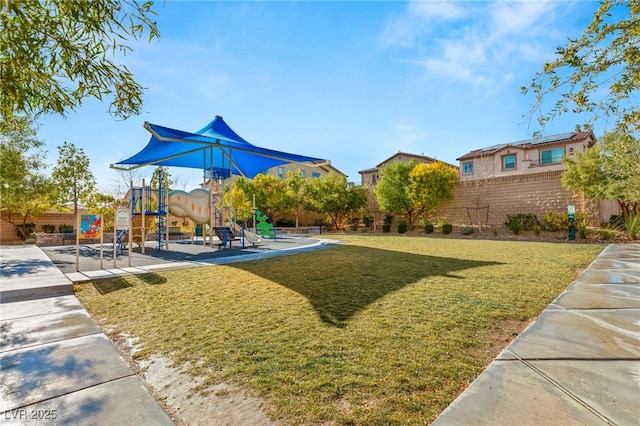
[112,116,328,179]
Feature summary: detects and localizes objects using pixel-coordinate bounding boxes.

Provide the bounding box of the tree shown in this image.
[409,162,459,227]
[562,131,640,215]
[0,0,160,129]
[251,174,287,219]
[284,170,306,227]
[523,0,640,134]
[303,174,367,229]
[0,117,56,239]
[51,141,97,223]
[374,161,416,228]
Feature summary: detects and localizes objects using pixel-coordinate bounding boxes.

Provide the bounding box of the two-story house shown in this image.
[359,152,458,187]
[456,131,597,180]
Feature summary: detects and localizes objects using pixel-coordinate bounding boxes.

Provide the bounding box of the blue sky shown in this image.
[37,0,605,193]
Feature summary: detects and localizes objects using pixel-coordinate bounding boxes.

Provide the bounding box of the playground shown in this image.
[41,233,327,275]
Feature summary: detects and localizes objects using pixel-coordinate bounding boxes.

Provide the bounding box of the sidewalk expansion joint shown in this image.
[504,348,617,426]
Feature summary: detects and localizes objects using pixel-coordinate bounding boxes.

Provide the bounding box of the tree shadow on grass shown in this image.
[92,273,166,295]
[229,245,503,327]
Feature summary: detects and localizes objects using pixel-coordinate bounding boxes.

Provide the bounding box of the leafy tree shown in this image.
[374,161,416,227]
[86,192,117,232]
[51,141,97,222]
[150,166,172,191]
[0,0,160,129]
[303,174,367,229]
[562,131,640,215]
[222,183,253,221]
[251,174,287,219]
[523,0,640,134]
[0,117,56,239]
[374,160,459,230]
[409,162,459,227]
[284,170,306,227]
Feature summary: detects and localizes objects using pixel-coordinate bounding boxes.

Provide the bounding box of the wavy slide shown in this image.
[230,222,262,245]
[168,189,211,224]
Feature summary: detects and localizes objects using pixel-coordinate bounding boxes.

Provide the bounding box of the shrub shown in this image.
[533,224,541,236]
[609,214,625,230]
[381,223,391,233]
[442,223,453,234]
[624,214,640,240]
[599,228,614,241]
[275,218,295,227]
[59,224,74,233]
[461,226,474,235]
[505,213,539,231]
[348,217,360,231]
[41,224,56,233]
[363,216,374,228]
[397,220,408,234]
[509,221,520,235]
[577,223,589,239]
[492,225,498,236]
[542,211,567,232]
[418,218,434,234]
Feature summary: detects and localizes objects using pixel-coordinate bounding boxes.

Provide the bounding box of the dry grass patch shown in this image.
[75,235,604,425]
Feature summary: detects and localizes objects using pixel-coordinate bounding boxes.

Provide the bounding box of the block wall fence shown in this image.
[0,171,619,244]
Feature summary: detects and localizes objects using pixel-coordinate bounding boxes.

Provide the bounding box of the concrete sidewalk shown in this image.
[1,245,175,425]
[432,243,640,425]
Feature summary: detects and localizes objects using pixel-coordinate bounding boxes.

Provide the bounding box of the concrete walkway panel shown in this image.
[0,334,133,412]
[497,308,640,360]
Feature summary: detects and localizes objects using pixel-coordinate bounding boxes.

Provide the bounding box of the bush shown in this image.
[381,223,391,233]
[599,228,614,241]
[41,224,56,233]
[418,218,434,234]
[509,221,520,235]
[492,225,498,236]
[576,223,589,239]
[363,216,374,228]
[609,214,625,230]
[442,223,453,234]
[533,224,541,236]
[59,224,74,233]
[505,213,539,231]
[348,217,360,231]
[397,220,408,234]
[275,218,295,227]
[624,214,640,239]
[542,211,567,232]
[461,226,474,235]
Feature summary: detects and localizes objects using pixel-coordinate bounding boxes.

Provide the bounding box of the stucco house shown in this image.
[359,152,458,187]
[456,131,597,180]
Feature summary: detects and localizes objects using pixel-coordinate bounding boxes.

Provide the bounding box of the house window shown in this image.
[540,147,565,165]
[278,166,284,179]
[462,161,473,175]
[312,172,321,178]
[502,154,516,170]
[300,170,305,178]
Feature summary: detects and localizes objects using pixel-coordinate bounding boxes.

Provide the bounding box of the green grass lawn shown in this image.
[75,235,604,424]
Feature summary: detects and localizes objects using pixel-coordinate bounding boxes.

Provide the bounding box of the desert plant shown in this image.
[418,218,434,234]
[397,220,408,234]
[461,226,474,235]
[533,225,541,236]
[509,221,521,235]
[41,224,56,233]
[623,214,640,239]
[59,224,74,233]
[442,223,453,234]
[542,211,567,232]
[576,223,589,239]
